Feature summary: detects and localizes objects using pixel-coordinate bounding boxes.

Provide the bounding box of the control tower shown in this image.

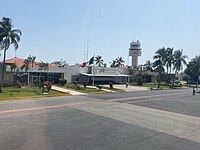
[129,40,142,67]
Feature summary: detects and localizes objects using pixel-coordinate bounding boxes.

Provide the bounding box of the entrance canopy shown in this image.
[79,73,130,84]
[80,73,130,77]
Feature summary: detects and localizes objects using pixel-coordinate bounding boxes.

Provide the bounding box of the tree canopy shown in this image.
[0,17,22,92]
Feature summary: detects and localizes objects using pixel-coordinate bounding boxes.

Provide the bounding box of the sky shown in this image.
[0,0,200,66]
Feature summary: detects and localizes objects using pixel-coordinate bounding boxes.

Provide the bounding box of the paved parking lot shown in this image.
[0,88,200,150]
[103,84,149,91]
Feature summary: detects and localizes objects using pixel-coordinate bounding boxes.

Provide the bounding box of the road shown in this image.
[0,88,200,150]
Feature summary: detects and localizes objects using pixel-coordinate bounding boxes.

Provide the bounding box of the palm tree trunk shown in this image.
[172,69,177,86]
[0,48,7,92]
[166,65,169,74]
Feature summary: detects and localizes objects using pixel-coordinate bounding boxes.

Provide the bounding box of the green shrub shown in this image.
[75,85,81,90]
[73,81,78,86]
[33,80,41,86]
[137,77,143,85]
[83,83,87,88]
[58,78,67,86]
[96,85,102,90]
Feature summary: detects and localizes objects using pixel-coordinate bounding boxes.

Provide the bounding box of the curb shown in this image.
[0,94,70,101]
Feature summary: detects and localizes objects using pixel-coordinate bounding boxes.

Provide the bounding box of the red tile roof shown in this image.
[4,57,25,67]
[48,64,60,68]
[4,57,60,68]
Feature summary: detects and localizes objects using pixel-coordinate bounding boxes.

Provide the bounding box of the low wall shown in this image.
[0,63,14,86]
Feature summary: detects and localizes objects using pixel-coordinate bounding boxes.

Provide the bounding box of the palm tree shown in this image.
[185,55,200,81]
[95,55,104,67]
[27,55,36,69]
[173,49,188,74]
[10,62,18,72]
[144,60,153,71]
[0,17,22,92]
[38,61,49,83]
[110,60,116,67]
[115,57,125,67]
[21,58,30,72]
[165,47,174,74]
[21,55,36,85]
[0,27,3,46]
[153,47,167,72]
[153,47,167,85]
[38,61,49,71]
[172,49,188,85]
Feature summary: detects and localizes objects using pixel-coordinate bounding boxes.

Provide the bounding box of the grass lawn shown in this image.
[0,86,67,100]
[59,84,107,93]
[58,84,125,93]
[101,86,125,92]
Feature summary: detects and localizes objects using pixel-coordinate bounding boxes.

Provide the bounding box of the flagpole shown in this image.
[92,53,95,87]
[84,43,86,61]
[87,41,89,61]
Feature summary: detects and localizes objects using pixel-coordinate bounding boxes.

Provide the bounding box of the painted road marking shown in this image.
[0,102,87,114]
[108,92,190,102]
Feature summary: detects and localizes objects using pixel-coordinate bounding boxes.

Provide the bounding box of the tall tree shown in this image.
[153,47,167,72]
[144,60,153,71]
[0,17,22,92]
[27,55,36,69]
[153,47,167,85]
[9,62,18,72]
[38,61,49,82]
[115,57,125,67]
[185,55,200,81]
[173,49,188,74]
[166,47,174,74]
[110,60,116,67]
[21,55,36,85]
[21,59,30,72]
[95,55,104,67]
[38,61,49,72]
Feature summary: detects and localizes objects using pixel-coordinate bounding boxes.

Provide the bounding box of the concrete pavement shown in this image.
[0,88,200,150]
[71,99,200,143]
[51,85,86,96]
[102,84,149,92]
[52,84,149,96]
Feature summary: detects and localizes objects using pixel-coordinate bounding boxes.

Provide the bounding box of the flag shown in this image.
[81,62,87,68]
[88,56,94,65]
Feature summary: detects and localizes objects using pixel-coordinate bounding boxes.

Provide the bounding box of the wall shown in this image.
[0,63,14,86]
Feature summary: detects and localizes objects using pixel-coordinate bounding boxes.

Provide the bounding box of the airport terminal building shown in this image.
[1,41,158,86]
[1,58,158,86]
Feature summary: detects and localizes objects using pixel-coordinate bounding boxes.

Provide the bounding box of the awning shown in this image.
[80,73,130,77]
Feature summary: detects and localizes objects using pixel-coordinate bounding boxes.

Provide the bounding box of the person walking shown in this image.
[126,82,129,88]
[193,87,196,95]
